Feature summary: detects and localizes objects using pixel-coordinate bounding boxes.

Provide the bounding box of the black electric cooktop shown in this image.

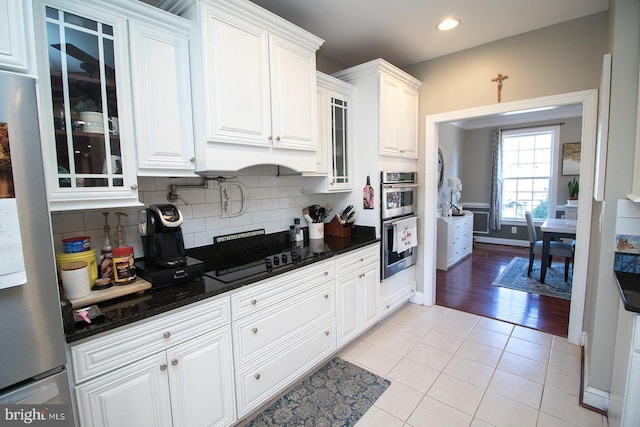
[186,230,333,284]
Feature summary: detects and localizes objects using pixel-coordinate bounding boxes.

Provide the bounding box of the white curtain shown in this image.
[489,128,502,230]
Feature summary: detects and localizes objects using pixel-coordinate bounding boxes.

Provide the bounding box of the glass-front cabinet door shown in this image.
[330,95,349,187]
[34,1,139,210]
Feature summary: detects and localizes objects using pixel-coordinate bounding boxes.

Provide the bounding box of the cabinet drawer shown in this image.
[70,296,230,383]
[235,319,335,417]
[231,260,334,319]
[233,282,334,367]
[337,245,379,275]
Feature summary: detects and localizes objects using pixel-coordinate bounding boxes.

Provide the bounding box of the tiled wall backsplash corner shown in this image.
[50,169,348,259]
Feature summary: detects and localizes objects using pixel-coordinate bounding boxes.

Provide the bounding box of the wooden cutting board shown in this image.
[68,277,152,308]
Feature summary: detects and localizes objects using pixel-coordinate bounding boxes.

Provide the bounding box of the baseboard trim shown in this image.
[580,334,609,414]
[410,292,425,305]
[473,236,529,247]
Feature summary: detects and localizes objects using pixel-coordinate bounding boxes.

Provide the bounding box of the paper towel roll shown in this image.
[60,261,91,299]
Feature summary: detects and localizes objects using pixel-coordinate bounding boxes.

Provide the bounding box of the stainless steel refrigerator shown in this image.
[0,72,73,423]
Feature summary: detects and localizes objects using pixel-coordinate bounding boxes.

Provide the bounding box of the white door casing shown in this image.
[422,89,598,345]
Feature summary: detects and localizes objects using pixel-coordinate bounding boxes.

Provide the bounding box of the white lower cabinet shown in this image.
[71,297,235,427]
[231,260,336,417]
[69,243,387,425]
[336,245,380,347]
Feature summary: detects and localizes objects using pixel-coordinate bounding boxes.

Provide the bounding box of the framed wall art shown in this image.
[562,142,581,176]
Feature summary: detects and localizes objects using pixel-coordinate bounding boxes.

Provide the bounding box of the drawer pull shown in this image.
[325,331,330,336]
[252,328,258,334]
[324,294,329,299]
[360,258,364,262]
[254,373,261,380]
[324,271,329,276]
[163,331,171,339]
[251,299,257,306]
[171,359,179,366]
[160,364,167,372]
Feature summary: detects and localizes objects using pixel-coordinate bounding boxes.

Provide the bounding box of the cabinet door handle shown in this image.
[275,136,281,142]
[251,299,257,306]
[324,294,328,299]
[160,364,167,371]
[163,331,171,339]
[360,258,364,262]
[268,135,273,141]
[325,331,330,336]
[190,157,195,163]
[171,359,179,366]
[252,328,258,334]
[130,184,138,190]
[254,373,261,380]
[324,271,329,276]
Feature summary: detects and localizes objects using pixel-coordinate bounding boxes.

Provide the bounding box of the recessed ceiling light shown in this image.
[437,18,460,31]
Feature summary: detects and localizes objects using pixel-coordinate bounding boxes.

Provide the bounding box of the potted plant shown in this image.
[567,177,579,205]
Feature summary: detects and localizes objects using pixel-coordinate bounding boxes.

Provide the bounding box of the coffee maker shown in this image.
[140,204,187,268]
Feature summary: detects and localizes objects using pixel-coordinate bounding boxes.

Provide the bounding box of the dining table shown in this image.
[540,218,577,283]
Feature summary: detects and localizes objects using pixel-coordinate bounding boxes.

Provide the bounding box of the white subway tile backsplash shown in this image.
[51,212,85,234]
[50,174,346,250]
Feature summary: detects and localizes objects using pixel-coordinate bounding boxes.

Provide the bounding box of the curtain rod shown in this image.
[501,122,565,131]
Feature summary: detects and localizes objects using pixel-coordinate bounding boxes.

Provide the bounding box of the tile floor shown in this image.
[339,303,607,427]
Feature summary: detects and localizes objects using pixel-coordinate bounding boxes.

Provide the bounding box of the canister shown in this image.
[56,249,98,287]
[60,261,90,299]
[62,236,90,253]
[112,246,136,284]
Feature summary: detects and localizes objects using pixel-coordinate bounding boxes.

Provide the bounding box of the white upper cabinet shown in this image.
[33,0,140,211]
[183,0,323,172]
[380,74,419,158]
[333,58,421,160]
[128,16,196,177]
[33,0,196,210]
[303,71,355,193]
[0,0,34,74]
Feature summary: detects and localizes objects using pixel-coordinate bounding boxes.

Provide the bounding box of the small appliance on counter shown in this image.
[137,204,203,288]
[140,204,187,268]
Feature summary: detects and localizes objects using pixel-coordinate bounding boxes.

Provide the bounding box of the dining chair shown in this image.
[525,211,574,282]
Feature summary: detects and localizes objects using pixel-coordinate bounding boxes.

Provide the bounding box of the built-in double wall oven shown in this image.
[380,171,418,280]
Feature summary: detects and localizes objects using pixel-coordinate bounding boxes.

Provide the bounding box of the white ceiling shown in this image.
[248,0,609,68]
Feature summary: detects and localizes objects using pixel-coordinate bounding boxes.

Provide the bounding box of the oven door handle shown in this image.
[381,183,420,189]
[383,215,420,229]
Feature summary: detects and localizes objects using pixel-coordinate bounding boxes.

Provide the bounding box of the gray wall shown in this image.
[405,10,620,395]
[585,0,639,394]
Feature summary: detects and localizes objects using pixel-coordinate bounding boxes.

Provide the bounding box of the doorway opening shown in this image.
[420,90,598,345]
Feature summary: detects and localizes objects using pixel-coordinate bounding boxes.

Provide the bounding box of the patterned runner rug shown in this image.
[491,257,572,300]
[246,357,390,427]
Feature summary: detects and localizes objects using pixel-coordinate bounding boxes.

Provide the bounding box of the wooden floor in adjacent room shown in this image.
[435,243,571,337]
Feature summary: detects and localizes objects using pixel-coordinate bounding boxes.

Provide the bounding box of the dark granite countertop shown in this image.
[614,271,640,313]
[65,227,379,343]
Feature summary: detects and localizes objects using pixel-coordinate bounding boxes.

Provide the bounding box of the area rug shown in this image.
[491,257,572,300]
[246,357,390,427]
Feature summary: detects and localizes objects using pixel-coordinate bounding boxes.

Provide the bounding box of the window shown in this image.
[500,126,559,222]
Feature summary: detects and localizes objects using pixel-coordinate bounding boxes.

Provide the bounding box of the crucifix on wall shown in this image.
[491,73,509,102]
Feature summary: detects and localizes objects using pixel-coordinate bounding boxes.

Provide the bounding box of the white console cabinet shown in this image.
[436,211,474,270]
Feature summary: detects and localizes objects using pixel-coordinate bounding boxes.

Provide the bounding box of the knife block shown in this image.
[325,215,352,238]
